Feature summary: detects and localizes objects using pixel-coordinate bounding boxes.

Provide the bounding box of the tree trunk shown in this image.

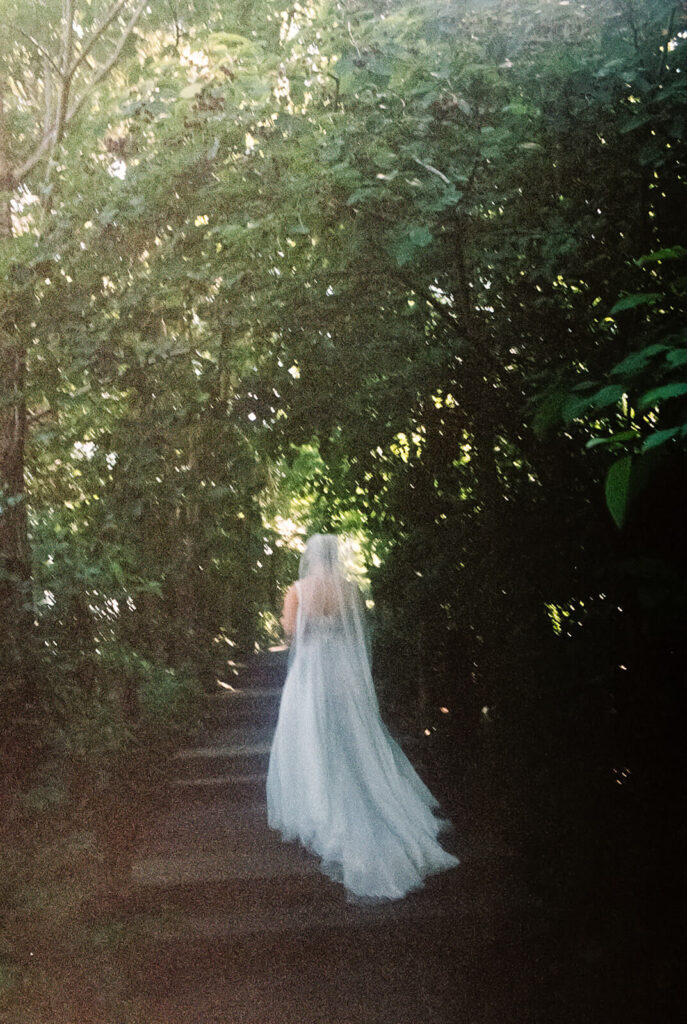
[0,94,32,672]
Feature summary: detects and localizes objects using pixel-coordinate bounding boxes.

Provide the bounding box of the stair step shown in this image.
[169,771,268,801]
[203,713,278,731]
[175,742,272,759]
[173,742,272,778]
[204,685,281,716]
[122,890,473,944]
[131,844,317,889]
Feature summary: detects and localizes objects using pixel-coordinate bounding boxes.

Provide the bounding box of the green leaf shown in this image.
[665,349,687,367]
[207,33,254,51]
[179,82,205,100]
[588,384,625,410]
[585,430,636,450]
[347,187,379,205]
[605,456,633,528]
[531,392,564,438]
[561,394,591,421]
[638,382,687,409]
[635,246,687,266]
[388,224,433,267]
[610,345,669,376]
[641,427,681,452]
[562,385,625,420]
[609,292,661,314]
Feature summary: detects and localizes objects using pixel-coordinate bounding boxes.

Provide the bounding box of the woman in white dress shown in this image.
[266,533,459,902]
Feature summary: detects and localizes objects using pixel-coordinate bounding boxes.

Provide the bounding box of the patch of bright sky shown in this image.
[108,159,127,179]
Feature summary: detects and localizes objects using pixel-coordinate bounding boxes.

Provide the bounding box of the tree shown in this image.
[0,0,151,680]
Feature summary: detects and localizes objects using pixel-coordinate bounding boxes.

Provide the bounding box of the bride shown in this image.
[266,533,459,901]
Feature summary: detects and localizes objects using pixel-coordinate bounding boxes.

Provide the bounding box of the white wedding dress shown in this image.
[266,535,459,902]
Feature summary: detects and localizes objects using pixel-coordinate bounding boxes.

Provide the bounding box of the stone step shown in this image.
[90,832,529,945]
[131,832,318,888]
[179,720,275,749]
[85,872,540,1000]
[173,741,272,778]
[168,770,268,803]
[208,686,283,702]
[84,887,538,1012]
[123,800,480,910]
[203,686,283,727]
[236,648,288,687]
[104,885,502,947]
[159,884,531,937]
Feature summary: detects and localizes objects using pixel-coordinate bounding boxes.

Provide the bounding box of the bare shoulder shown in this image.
[281,582,299,638]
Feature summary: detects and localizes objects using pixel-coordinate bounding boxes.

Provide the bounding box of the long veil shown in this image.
[268,532,460,901]
[292,534,377,709]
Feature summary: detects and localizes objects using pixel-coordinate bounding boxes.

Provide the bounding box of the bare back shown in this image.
[281,575,354,638]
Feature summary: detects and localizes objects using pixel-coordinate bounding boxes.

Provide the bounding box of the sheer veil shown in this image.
[268,531,460,901]
[293,534,379,714]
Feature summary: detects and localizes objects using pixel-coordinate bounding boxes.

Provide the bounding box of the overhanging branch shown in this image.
[66,0,149,125]
[68,0,130,77]
[13,0,151,185]
[17,29,61,74]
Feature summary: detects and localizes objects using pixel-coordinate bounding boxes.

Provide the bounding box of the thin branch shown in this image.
[14,129,55,184]
[0,94,14,236]
[657,4,680,79]
[16,29,61,74]
[326,72,340,106]
[68,0,130,77]
[413,157,451,186]
[165,0,181,49]
[66,0,149,124]
[347,20,361,58]
[13,0,150,185]
[43,59,54,137]
[617,0,641,53]
[60,0,75,76]
[53,0,75,150]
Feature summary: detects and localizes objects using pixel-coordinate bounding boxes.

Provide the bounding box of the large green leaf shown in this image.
[635,246,687,266]
[638,382,687,409]
[665,349,687,367]
[585,430,636,450]
[610,345,669,377]
[609,292,661,314]
[388,224,434,267]
[641,427,681,452]
[605,456,633,528]
[178,82,205,100]
[588,384,625,410]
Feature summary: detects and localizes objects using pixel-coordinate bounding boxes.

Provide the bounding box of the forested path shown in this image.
[82,650,549,1023]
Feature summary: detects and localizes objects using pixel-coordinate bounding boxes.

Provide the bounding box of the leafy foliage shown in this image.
[0,2,684,883]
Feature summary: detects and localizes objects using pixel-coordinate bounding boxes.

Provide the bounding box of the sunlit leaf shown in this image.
[585,431,636,450]
[179,82,205,100]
